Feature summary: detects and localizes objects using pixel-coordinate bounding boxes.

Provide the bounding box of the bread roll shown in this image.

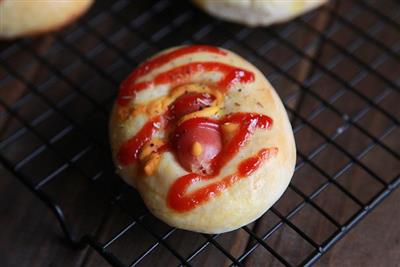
[193,0,327,26]
[0,0,94,39]
[109,45,296,233]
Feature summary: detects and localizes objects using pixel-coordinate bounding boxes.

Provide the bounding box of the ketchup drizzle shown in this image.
[125,45,226,83]
[167,147,278,212]
[238,148,278,177]
[118,45,227,106]
[117,116,163,165]
[213,113,272,173]
[118,62,254,106]
[116,45,277,212]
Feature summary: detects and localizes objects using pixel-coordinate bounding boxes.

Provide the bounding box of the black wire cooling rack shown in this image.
[0,0,399,266]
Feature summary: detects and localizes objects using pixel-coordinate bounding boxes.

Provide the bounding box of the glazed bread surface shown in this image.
[109,46,296,233]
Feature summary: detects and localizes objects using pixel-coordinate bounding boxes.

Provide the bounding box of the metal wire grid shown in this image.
[0,0,399,266]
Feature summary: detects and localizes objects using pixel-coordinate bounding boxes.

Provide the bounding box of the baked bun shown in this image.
[0,0,94,39]
[110,45,296,233]
[193,0,327,26]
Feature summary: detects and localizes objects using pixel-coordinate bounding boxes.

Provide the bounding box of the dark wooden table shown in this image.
[1,174,399,266]
[0,0,399,266]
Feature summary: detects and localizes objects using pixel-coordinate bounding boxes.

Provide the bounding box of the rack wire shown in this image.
[0,0,399,266]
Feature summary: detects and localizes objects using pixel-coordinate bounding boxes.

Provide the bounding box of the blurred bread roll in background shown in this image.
[193,0,327,26]
[0,0,94,39]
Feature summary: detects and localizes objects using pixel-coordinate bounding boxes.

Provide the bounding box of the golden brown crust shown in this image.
[0,0,94,39]
[109,46,296,233]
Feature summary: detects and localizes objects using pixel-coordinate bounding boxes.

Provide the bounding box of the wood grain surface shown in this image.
[0,0,399,266]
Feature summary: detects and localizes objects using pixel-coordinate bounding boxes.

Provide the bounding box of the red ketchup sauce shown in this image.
[116,45,277,212]
[117,116,163,165]
[168,147,278,212]
[168,92,215,120]
[170,117,222,173]
[118,45,227,106]
[118,62,254,106]
[167,115,276,212]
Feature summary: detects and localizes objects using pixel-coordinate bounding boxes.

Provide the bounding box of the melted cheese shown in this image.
[191,141,203,157]
[140,139,164,176]
[178,106,220,125]
[143,154,161,176]
[121,83,226,175]
[222,122,239,143]
[117,83,224,122]
[140,139,164,161]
